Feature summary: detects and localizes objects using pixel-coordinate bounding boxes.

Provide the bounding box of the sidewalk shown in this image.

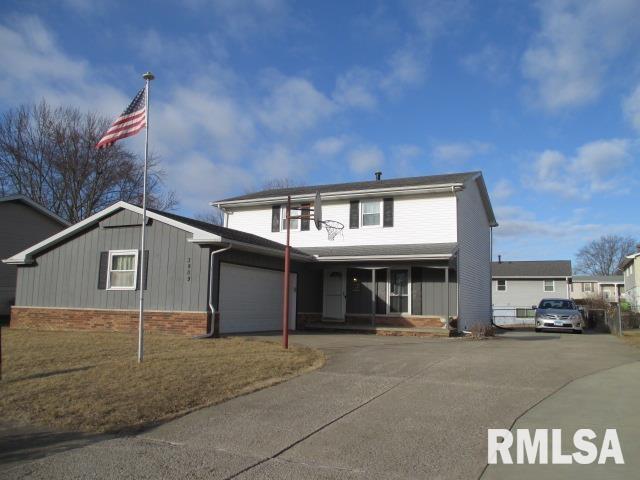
[482,361,640,480]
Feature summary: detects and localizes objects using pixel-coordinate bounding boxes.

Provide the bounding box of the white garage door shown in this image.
[219,263,297,333]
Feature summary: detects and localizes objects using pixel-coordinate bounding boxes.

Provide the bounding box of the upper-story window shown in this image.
[543,279,555,292]
[361,200,381,227]
[281,206,300,230]
[496,280,506,291]
[582,282,594,292]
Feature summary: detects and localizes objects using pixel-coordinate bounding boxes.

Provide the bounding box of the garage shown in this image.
[219,263,297,333]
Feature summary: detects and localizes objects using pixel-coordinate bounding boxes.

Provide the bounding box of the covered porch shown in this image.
[297,243,458,332]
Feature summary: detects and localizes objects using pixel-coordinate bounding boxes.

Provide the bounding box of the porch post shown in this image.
[445,267,450,329]
[371,268,376,326]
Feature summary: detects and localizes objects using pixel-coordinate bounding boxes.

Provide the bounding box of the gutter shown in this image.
[311,253,453,262]
[195,244,232,339]
[212,184,464,208]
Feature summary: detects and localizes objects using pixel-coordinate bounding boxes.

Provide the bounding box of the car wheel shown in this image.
[573,329,582,334]
[535,328,541,333]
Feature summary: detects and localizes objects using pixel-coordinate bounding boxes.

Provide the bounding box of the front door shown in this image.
[323,268,345,321]
[389,269,409,314]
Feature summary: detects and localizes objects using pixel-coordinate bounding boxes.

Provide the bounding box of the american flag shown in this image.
[96,88,146,149]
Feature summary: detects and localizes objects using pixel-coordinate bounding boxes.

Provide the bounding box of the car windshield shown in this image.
[539,300,575,310]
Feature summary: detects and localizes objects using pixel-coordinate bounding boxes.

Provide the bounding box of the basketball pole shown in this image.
[282,196,291,349]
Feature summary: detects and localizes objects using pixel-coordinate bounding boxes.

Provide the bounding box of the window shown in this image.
[107,250,138,290]
[281,206,299,230]
[582,282,594,292]
[543,279,555,292]
[516,308,535,318]
[496,280,506,291]
[361,200,381,227]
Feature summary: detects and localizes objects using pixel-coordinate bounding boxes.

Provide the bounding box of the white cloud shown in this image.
[347,145,384,174]
[0,15,128,116]
[333,68,379,110]
[259,76,336,134]
[623,83,640,133]
[312,136,349,156]
[491,179,514,201]
[461,44,511,84]
[531,138,633,198]
[431,141,492,164]
[380,46,426,95]
[522,0,640,111]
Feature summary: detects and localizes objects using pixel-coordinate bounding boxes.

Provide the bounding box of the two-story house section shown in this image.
[214,171,497,331]
[621,248,640,312]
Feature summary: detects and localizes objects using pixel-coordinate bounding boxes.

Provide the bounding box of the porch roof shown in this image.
[299,242,457,261]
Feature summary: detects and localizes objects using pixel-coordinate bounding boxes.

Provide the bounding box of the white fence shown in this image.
[492,306,536,327]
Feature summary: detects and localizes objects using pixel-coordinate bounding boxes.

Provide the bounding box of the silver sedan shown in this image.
[534,298,583,333]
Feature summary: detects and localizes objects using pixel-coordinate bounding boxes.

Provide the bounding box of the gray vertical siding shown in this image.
[15,209,210,312]
[1,200,66,316]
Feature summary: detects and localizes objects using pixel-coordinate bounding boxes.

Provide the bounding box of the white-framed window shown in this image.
[107,250,138,290]
[361,199,381,227]
[496,279,507,291]
[281,206,300,230]
[543,279,555,292]
[582,282,594,292]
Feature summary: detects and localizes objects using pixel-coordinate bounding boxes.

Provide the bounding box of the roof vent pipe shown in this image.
[374,171,382,181]
[498,254,502,263]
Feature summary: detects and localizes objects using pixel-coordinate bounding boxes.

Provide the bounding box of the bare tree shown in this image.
[242,177,304,194]
[195,207,224,226]
[575,235,637,275]
[0,100,177,223]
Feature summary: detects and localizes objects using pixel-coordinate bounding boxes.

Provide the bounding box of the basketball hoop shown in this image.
[321,220,344,241]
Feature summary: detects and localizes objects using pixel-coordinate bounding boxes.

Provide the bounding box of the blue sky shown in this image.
[1,0,639,262]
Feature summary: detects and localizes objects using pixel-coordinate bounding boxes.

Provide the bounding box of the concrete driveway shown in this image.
[1,330,639,479]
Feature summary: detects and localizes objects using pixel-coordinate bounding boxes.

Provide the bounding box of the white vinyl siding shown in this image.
[456,180,491,328]
[493,278,569,307]
[225,193,458,247]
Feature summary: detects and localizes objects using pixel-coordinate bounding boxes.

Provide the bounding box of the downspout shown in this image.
[195,244,232,339]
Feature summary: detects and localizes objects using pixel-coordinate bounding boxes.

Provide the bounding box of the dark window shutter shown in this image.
[97,252,108,289]
[349,200,359,229]
[271,205,280,232]
[301,203,310,231]
[136,250,149,290]
[383,198,394,227]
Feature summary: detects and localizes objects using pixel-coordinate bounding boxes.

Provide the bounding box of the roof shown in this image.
[492,260,572,278]
[3,201,311,265]
[572,275,624,284]
[620,252,640,270]
[0,195,70,226]
[300,243,457,261]
[216,172,478,203]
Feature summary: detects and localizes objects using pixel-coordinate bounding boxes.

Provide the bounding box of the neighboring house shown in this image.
[621,249,640,312]
[0,195,69,318]
[4,171,497,335]
[571,275,624,302]
[491,260,572,325]
[214,171,497,331]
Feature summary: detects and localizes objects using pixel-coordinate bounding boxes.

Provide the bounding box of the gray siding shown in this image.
[456,179,492,328]
[492,278,569,308]
[418,268,457,317]
[1,201,66,316]
[15,209,210,312]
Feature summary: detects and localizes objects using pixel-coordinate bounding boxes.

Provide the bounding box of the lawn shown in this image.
[0,328,324,433]
[623,330,640,347]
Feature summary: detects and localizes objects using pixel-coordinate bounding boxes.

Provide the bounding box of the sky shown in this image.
[1,0,639,263]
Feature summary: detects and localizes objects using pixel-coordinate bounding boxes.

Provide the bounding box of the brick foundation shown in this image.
[10,306,210,336]
[297,313,445,329]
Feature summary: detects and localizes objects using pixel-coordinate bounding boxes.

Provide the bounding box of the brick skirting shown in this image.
[297,313,445,329]
[10,306,210,336]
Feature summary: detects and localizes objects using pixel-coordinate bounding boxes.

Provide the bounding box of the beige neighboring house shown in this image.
[621,249,640,312]
[571,275,624,302]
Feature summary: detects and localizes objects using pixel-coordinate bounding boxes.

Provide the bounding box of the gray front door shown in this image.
[324,268,345,320]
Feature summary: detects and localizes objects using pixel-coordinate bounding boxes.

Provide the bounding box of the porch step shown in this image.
[303,322,451,337]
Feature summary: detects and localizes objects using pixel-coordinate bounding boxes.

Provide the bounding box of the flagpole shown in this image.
[138,71,154,363]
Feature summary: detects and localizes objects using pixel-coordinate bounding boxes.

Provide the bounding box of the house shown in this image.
[214,171,497,331]
[571,275,625,302]
[621,248,640,312]
[0,195,69,318]
[4,171,497,335]
[491,260,572,325]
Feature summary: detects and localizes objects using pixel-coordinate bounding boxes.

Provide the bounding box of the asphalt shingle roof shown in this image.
[215,172,479,203]
[491,260,572,277]
[300,243,457,258]
[147,208,310,257]
[572,275,624,283]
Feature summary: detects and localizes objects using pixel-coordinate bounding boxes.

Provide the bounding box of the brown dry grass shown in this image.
[622,330,640,347]
[0,328,324,433]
